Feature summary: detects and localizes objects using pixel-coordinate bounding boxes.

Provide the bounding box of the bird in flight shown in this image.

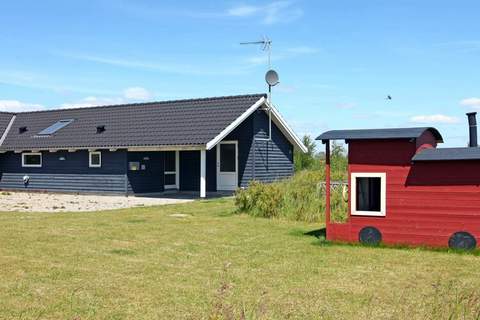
[386,95,392,100]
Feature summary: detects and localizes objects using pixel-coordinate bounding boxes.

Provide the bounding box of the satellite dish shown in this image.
[265,69,279,86]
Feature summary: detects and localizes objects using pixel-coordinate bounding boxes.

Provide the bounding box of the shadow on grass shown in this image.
[311,238,480,256]
[291,227,480,256]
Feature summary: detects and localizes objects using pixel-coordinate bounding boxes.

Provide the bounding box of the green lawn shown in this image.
[1,198,479,320]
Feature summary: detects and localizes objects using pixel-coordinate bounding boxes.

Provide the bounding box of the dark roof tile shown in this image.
[412,147,480,161]
[0,94,266,150]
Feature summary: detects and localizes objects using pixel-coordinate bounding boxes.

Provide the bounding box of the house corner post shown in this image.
[324,140,331,229]
[200,149,206,198]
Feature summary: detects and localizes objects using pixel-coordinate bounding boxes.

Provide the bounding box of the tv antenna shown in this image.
[240,36,280,142]
[240,35,272,68]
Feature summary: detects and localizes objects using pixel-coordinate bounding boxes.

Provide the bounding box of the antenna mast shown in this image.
[240,36,279,141]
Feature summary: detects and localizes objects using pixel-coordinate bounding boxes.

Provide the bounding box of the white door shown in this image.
[217,141,238,191]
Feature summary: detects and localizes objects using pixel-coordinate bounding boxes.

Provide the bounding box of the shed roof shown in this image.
[412,147,480,161]
[316,127,443,143]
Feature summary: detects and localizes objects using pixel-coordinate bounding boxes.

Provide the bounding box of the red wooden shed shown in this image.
[316,112,480,250]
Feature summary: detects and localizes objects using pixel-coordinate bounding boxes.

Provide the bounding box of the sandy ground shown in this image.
[0,192,194,212]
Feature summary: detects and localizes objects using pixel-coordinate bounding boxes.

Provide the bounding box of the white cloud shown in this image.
[460,97,480,108]
[0,100,45,112]
[61,96,124,109]
[409,114,460,124]
[227,1,302,25]
[335,103,356,110]
[60,87,154,109]
[227,5,259,17]
[287,46,319,54]
[123,87,152,100]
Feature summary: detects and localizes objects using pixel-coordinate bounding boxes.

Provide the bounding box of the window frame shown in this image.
[22,152,42,168]
[89,151,102,168]
[164,150,179,190]
[351,172,386,217]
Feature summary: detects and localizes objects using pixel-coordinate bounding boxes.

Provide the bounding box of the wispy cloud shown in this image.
[0,100,45,112]
[123,87,152,100]
[460,97,480,109]
[56,52,253,76]
[227,1,303,25]
[61,86,155,109]
[409,114,460,124]
[335,102,356,110]
[244,45,319,66]
[436,40,480,53]
[0,70,117,95]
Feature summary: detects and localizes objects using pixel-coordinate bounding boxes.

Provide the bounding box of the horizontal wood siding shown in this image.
[224,109,294,188]
[0,173,126,193]
[330,139,480,248]
[126,151,164,194]
[0,150,127,194]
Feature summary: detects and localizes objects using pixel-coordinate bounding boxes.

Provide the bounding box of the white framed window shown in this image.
[351,172,386,217]
[22,153,42,168]
[164,151,179,189]
[89,151,101,168]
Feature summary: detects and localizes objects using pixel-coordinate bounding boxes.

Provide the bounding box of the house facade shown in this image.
[0,94,306,197]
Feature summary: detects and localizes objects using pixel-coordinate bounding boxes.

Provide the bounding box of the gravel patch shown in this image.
[0,192,194,212]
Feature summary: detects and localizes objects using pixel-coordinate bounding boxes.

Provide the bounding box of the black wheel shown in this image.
[448,232,477,250]
[359,227,382,246]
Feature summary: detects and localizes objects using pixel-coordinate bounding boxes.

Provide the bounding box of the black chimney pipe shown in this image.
[467,112,478,147]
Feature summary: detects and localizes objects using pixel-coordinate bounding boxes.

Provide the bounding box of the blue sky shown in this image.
[0,0,479,147]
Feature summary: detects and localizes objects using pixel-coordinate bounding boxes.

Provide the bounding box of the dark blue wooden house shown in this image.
[0,94,306,197]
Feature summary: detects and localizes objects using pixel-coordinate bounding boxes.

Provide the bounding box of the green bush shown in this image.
[234,170,348,223]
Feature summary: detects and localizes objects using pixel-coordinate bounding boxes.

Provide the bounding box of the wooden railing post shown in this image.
[324,140,331,229]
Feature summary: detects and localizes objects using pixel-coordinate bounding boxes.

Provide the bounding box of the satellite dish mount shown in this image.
[240,36,280,141]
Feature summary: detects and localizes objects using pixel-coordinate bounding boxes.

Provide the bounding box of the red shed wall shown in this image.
[330,138,480,247]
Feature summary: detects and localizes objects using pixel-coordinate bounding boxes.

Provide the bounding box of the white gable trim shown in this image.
[265,100,308,153]
[205,97,307,153]
[206,96,266,150]
[0,115,16,147]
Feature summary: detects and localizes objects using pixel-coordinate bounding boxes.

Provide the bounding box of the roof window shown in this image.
[37,119,74,135]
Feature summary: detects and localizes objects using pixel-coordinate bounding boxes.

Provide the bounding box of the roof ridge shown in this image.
[16,93,267,115]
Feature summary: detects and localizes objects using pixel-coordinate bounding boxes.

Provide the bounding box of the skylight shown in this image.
[37,119,74,135]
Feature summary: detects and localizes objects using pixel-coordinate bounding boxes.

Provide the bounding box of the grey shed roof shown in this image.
[412,147,480,161]
[0,94,266,151]
[316,127,443,143]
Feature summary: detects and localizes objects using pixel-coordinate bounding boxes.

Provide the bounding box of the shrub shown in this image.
[234,169,348,223]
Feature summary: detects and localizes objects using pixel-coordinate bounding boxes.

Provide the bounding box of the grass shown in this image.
[1,199,480,319]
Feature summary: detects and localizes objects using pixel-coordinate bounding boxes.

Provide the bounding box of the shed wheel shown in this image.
[359,227,382,246]
[448,232,477,250]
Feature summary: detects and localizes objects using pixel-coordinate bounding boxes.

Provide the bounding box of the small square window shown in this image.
[89,151,101,168]
[351,173,386,216]
[22,153,42,167]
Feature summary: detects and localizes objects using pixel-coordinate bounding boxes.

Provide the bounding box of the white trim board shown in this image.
[0,115,16,147]
[205,97,307,153]
[351,172,386,217]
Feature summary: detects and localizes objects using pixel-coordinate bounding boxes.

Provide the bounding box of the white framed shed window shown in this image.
[89,151,102,168]
[22,153,42,168]
[351,172,386,217]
